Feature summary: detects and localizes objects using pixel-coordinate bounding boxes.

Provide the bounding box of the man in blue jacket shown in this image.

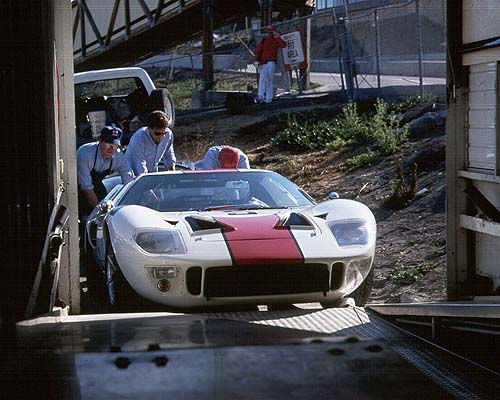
[126,111,176,175]
[77,126,134,218]
[200,146,250,169]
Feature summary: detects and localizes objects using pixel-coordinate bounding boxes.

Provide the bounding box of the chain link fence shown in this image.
[138,0,445,109]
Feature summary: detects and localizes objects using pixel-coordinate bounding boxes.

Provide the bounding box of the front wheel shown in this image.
[350,268,374,306]
[321,268,374,308]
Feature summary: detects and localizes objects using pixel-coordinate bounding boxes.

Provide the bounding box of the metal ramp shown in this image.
[10,306,500,399]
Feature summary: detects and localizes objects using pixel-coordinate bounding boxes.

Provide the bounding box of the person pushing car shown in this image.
[76,126,134,219]
[126,110,176,175]
[200,145,250,169]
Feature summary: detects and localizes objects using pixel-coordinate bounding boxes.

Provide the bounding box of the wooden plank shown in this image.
[463,47,500,66]
[460,215,500,237]
[459,170,500,184]
[447,0,469,300]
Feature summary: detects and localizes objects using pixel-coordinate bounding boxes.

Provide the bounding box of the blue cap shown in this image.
[100,126,122,146]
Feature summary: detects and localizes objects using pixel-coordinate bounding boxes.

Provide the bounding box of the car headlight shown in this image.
[135,231,187,254]
[328,219,370,247]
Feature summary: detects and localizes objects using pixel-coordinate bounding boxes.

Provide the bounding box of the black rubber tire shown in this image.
[321,268,374,308]
[319,298,345,309]
[350,268,374,306]
[106,237,159,312]
[148,88,175,128]
[82,247,108,313]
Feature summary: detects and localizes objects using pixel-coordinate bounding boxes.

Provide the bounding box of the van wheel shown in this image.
[148,88,175,128]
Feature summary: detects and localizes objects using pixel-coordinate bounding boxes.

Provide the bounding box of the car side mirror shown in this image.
[99,199,115,213]
[327,192,339,200]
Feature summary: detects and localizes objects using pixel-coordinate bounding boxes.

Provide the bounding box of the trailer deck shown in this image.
[6,305,499,399]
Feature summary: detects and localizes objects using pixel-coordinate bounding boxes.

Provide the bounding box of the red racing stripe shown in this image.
[215,214,304,266]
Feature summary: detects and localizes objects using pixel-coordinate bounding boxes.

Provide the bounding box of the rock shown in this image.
[408,115,437,139]
[399,102,435,126]
[435,110,446,127]
[403,138,445,172]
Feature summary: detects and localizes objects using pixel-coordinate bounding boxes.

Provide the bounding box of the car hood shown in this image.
[176,209,318,242]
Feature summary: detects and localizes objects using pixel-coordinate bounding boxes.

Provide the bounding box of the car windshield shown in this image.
[118,171,314,212]
[75,77,145,99]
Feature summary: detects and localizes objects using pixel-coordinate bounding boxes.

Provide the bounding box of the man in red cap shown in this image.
[254,25,286,103]
[200,145,250,169]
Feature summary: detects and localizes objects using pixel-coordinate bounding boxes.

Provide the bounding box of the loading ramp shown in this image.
[7,305,500,399]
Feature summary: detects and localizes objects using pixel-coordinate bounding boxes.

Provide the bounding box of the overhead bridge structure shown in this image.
[72,0,261,72]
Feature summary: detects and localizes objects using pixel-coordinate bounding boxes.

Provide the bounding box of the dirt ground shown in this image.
[174,102,447,304]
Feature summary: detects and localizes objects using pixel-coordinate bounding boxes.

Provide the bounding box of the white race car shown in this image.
[86,169,376,309]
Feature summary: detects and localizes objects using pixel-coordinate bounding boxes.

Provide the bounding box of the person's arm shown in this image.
[201,147,220,169]
[81,189,99,209]
[116,151,135,184]
[277,36,286,48]
[159,129,176,170]
[238,151,250,169]
[77,147,99,209]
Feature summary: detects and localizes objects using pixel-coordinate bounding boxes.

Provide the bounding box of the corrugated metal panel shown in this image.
[468,62,497,172]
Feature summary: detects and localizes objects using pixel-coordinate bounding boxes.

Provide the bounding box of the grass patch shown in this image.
[432,245,446,256]
[388,261,438,285]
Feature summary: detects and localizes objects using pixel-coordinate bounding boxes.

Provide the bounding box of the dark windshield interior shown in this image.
[119,171,314,212]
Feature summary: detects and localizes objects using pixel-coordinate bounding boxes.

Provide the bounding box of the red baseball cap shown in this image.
[219,146,240,169]
[266,25,276,33]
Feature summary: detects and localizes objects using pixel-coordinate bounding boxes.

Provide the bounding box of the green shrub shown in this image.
[271,99,409,171]
[388,261,438,284]
[369,99,408,155]
[346,150,380,168]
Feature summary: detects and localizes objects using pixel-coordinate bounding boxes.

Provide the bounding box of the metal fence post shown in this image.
[339,17,355,101]
[332,9,345,91]
[374,9,381,88]
[415,0,424,98]
[342,0,356,100]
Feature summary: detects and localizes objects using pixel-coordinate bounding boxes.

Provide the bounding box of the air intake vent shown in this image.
[186,267,202,295]
[204,264,329,297]
[186,217,221,232]
[281,212,313,227]
[330,262,345,290]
